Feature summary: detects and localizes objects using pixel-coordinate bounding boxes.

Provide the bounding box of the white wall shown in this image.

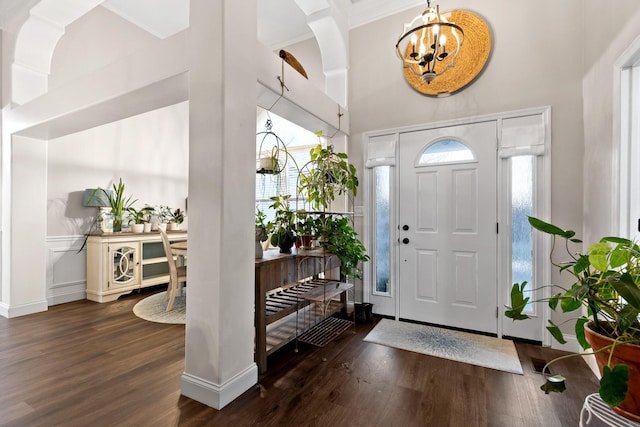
[284,37,326,94]
[49,6,159,91]
[349,0,584,232]
[582,2,640,243]
[47,101,189,237]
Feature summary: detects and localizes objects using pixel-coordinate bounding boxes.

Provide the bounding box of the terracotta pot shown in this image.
[300,234,313,249]
[584,322,640,422]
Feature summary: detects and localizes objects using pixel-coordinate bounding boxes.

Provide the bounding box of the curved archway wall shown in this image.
[294,0,349,107]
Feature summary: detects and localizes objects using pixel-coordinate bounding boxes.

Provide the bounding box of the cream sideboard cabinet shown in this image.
[86,231,187,302]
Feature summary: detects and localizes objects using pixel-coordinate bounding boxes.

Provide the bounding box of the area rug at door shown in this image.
[133,290,186,324]
[363,319,523,375]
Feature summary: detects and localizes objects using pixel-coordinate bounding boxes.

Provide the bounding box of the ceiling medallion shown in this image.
[397,8,492,97]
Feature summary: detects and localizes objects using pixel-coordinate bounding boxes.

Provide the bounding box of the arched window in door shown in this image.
[416,138,476,166]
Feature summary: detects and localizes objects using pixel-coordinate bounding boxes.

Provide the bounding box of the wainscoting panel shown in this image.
[47,235,87,305]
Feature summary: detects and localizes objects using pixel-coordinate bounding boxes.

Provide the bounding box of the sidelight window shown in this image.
[511,155,534,313]
[373,166,391,294]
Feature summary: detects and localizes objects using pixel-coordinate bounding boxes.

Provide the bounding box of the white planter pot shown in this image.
[167,222,180,231]
[157,223,167,232]
[131,224,145,233]
[143,223,152,233]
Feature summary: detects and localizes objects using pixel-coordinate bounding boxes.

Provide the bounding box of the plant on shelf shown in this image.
[101,178,136,232]
[127,206,154,233]
[267,195,297,254]
[297,144,359,211]
[155,205,172,231]
[505,216,640,421]
[296,143,368,277]
[316,214,369,279]
[127,206,154,225]
[168,208,185,230]
[255,207,269,258]
[170,208,185,224]
[295,210,317,249]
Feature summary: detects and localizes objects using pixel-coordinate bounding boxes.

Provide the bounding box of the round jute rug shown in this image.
[133,290,186,324]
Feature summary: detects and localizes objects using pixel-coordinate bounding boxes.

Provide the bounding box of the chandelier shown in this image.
[395,1,464,84]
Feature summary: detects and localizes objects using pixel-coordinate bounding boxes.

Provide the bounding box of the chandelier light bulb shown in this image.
[395,2,464,84]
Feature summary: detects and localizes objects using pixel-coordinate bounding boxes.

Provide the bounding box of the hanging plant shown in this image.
[297,144,358,211]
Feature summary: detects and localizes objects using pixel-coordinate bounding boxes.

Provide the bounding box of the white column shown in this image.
[181,0,258,409]
[0,135,49,318]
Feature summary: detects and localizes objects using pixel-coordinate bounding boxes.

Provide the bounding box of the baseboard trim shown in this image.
[181,363,258,409]
[48,290,86,306]
[0,299,48,318]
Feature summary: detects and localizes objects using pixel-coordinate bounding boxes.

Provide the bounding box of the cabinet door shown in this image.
[106,242,140,290]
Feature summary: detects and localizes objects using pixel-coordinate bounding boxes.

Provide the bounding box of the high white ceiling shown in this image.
[0,0,423,48]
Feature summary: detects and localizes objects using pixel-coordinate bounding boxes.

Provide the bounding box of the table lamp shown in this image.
[83,188,113,233]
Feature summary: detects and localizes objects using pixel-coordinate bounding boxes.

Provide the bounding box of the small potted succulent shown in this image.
[505,216,640,422]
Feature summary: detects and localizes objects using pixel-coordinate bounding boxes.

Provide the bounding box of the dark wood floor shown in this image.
[0,290,599,427]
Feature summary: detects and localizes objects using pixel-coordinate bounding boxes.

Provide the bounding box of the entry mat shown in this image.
[363,319,523,375]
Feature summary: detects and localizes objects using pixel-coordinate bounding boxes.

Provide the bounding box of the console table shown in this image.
[255,248,351,374]
[86,230,187,302]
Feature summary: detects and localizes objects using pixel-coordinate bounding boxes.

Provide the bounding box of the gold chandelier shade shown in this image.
[401,9,492,96]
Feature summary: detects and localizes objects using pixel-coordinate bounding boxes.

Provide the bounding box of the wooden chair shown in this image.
[159,227,187,311]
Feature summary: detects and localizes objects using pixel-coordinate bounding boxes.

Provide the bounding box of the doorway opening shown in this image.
[364,107,551,342]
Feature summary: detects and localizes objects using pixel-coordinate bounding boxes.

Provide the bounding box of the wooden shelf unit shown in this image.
[255,248,353,374]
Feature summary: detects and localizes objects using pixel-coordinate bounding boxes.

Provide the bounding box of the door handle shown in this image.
[402,238,410,244]
[402,225,409,231]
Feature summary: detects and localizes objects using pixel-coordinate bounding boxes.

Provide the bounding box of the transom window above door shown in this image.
[416,138,476,166]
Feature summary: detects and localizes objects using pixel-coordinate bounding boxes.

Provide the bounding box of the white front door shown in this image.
[398,121,498,334]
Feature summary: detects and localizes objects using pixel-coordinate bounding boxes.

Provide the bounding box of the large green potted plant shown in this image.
[101,178,136,232]
[505,217,640,421]
[296,144,368,277]
[316,214,369,279]
[267,195,297,254]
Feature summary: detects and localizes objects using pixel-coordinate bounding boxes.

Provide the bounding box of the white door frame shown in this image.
[363,107,551,342]
[614,37,640,239]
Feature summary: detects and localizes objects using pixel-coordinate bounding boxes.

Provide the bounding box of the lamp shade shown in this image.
[82,188,111,207]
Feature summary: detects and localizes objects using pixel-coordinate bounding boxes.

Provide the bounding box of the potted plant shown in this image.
[255,207,269,258]
[316,214,369,279]
[168,208,185,230]
[296,144,368,277]
[267,195,297,254]
[155,205,172,231]
[297,144,359,211]
[505,216,640,421]
[296,210,316,250]
[101,178,136,232]
[127,206,154,233]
